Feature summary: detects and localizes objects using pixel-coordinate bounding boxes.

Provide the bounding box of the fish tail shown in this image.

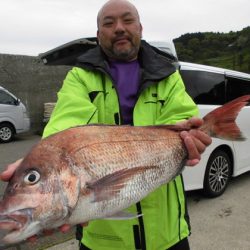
[200,95,250,141]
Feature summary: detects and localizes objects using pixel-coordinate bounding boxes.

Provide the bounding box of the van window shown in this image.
[226,76,250,103]
[180,70,225,105]
[0,90,16,105]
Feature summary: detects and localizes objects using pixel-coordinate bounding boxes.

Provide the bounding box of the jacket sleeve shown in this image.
[42,67,98,138]
[155,70,199,125]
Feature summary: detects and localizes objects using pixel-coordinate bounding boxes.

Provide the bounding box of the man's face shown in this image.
[97,1,142,61]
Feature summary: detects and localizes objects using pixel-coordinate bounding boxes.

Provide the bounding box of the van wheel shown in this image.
[203,150,232,198]
[0,123,15,143]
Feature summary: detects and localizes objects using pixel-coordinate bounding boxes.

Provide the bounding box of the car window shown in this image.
[226,76,250,104]
[0,90,16,105]
[180,70,226,105]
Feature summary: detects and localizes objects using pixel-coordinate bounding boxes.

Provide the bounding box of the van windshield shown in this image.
[0,90,17,105]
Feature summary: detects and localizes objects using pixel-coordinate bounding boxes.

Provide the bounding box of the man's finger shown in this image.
[180,131,200,160]
[27,235,38,243]
[186,159,200,167]
[59,224,71,233]
[189,130,212,147]
[186,117,204,129]
[0,158,23,181]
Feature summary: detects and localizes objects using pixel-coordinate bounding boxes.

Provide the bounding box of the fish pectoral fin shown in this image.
[104,211,143,220]
[86,166,157,202]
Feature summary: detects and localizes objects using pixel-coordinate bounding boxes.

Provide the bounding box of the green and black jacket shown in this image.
[43,41,199,250]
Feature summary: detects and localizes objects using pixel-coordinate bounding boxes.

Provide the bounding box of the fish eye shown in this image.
[24,170,40,185]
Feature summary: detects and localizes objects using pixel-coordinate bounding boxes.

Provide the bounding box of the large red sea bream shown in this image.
[0,95,249,245]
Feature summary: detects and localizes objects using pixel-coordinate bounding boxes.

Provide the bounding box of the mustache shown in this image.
[111,35,131,44]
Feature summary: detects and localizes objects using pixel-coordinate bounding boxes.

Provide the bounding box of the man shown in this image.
[1,0,211,249]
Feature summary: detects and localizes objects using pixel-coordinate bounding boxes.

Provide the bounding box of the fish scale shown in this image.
[72,134,184,180]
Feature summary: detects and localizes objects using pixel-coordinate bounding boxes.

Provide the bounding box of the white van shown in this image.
[0,86,30,142]
[39,38,250,197]
[179,62,250,197]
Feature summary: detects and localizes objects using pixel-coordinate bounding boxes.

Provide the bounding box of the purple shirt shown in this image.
[109,60,140,124]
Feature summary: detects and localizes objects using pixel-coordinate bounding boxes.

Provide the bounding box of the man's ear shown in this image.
[140,23,143,38]
[97,30,100,45]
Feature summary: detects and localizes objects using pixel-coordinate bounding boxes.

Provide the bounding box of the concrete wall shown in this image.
[0,54,71,134]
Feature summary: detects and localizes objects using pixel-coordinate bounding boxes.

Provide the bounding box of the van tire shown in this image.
[0,123,15,143]
[203,150,232,198]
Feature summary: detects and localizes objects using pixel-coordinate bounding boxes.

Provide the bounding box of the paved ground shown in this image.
[1,134,250,250]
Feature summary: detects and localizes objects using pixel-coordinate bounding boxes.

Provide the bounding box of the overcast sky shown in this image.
[1,0,249,56]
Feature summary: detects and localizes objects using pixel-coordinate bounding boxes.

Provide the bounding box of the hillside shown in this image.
[174,26,250,73]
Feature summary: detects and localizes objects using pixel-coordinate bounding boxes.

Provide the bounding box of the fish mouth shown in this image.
[0,208,33,245]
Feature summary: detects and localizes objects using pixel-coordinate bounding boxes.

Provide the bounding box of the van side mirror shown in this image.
[14,98,20,106]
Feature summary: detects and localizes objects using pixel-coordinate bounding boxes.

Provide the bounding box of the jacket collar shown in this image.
[76,40,176,82]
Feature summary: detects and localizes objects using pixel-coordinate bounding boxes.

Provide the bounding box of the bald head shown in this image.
[97,0,140,29]
[96,0,143,61]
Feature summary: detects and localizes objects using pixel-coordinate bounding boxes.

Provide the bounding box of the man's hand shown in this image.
[179,117,212,166]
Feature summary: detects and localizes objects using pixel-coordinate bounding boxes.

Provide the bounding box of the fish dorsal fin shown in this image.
[86,166,157,202]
